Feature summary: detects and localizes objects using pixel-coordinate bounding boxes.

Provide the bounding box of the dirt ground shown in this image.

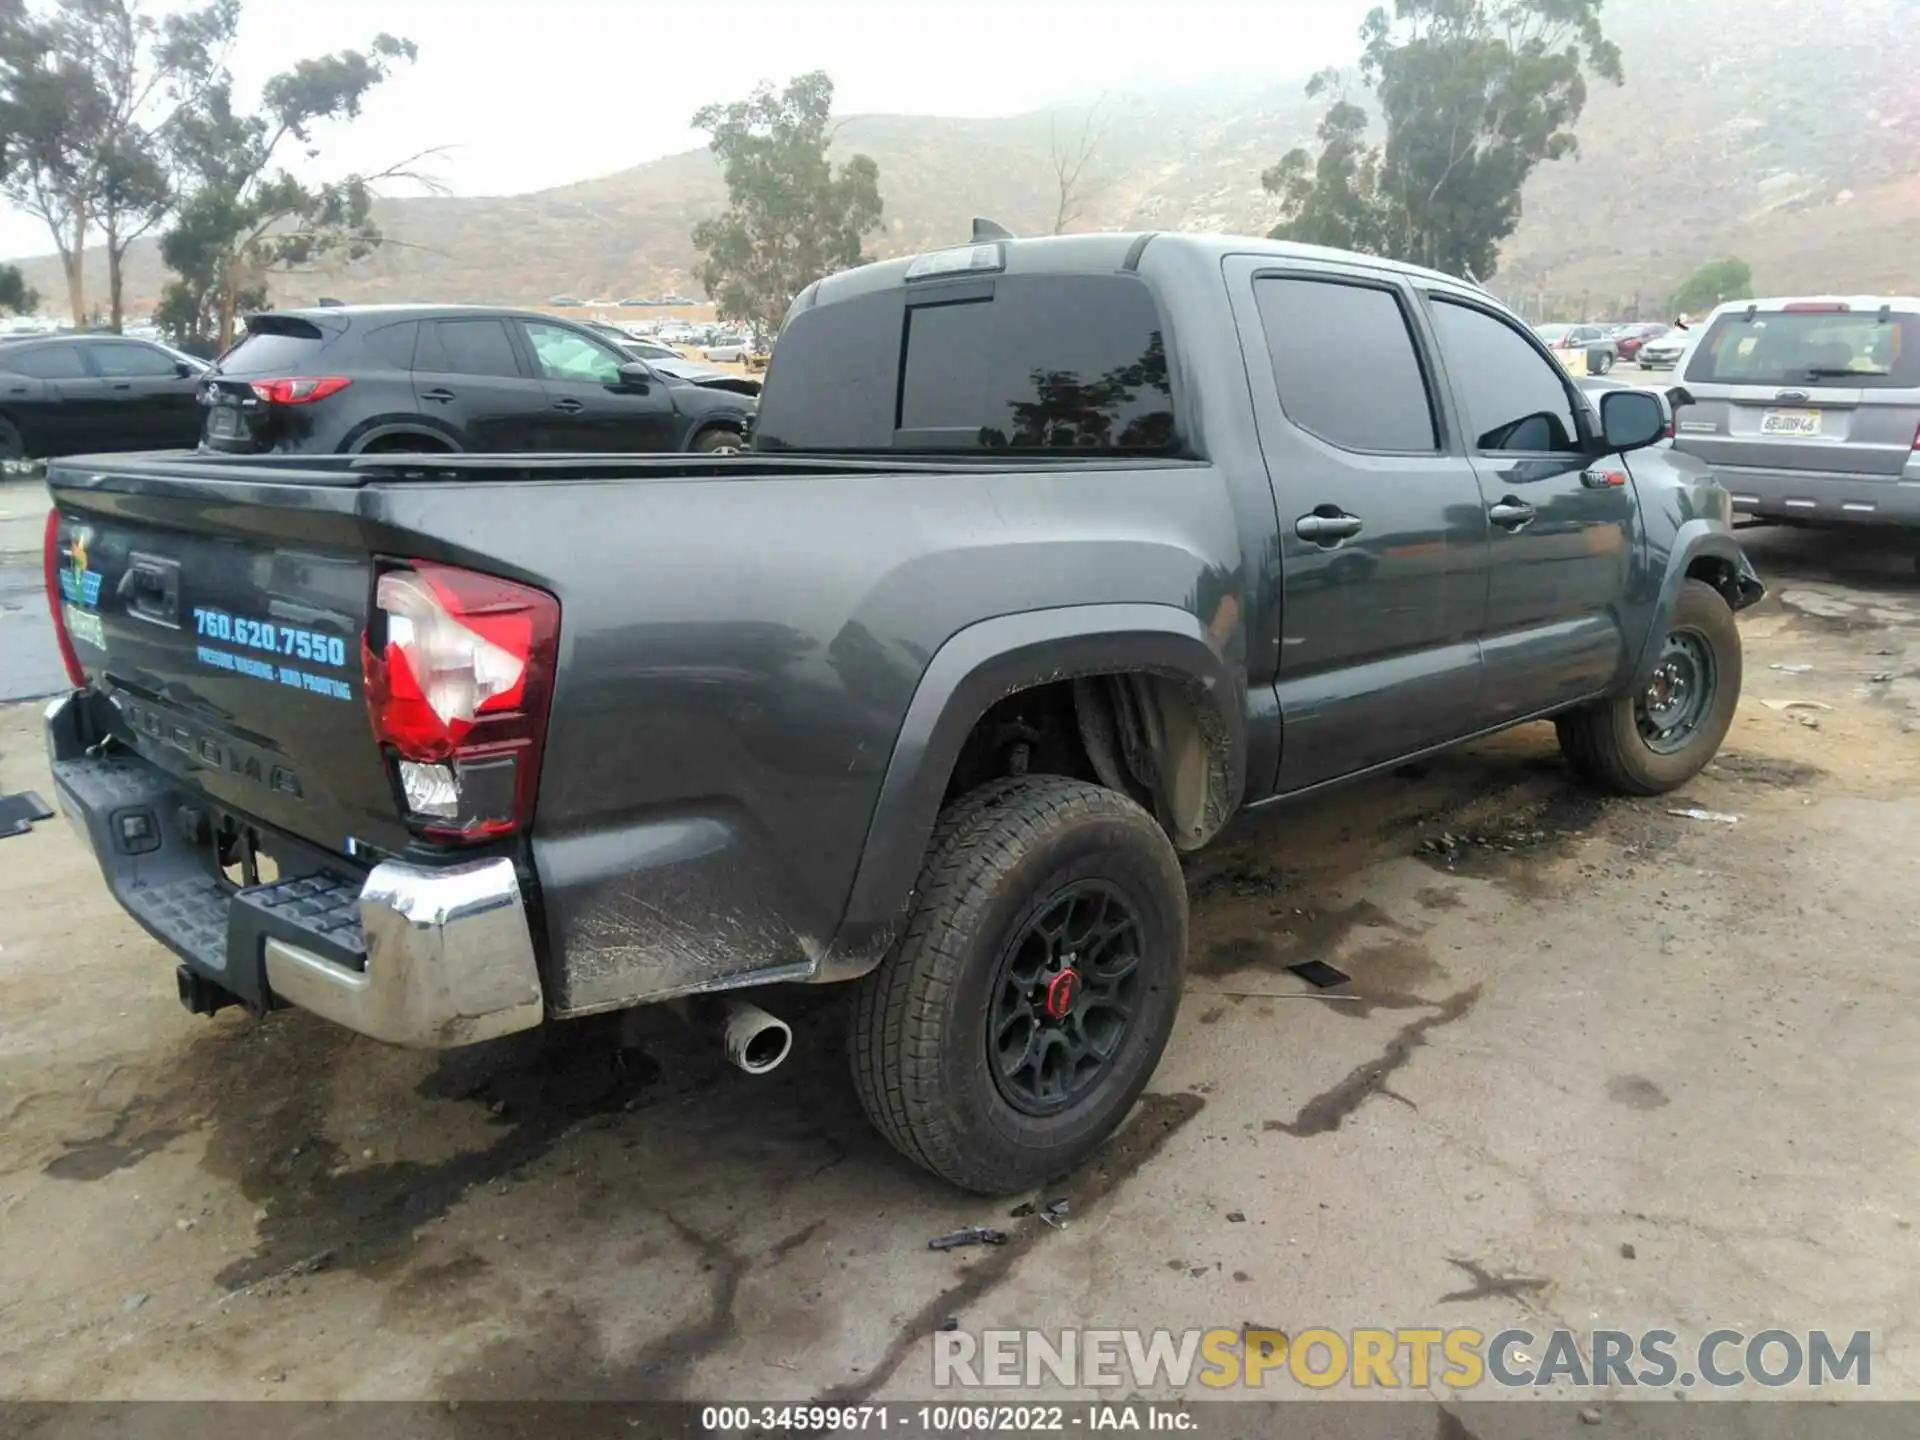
[2,523,1919,1410]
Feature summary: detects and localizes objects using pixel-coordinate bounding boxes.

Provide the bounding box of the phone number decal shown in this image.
[193,606,348,669]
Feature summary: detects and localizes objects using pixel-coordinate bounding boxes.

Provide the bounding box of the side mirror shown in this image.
[616,360,653,393]
[1600,389,1665,453]
[174,360,195,378]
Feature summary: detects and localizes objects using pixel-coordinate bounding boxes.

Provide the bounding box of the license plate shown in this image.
[1761,409,1821,436]
[207,406,242,439]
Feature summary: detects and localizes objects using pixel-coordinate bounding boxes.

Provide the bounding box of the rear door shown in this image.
[1226,258,1491,789]
[1678,305,1920,483]
[1,341,101,454]
[519,319,680,451]
[80,339,204,449]
[1422,291,1638,721]
[411,317,549,450]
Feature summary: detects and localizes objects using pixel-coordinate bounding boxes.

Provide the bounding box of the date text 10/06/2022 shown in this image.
[700,1406,1196,1432]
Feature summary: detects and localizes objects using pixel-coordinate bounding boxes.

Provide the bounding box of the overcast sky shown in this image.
[0,0,1378,260]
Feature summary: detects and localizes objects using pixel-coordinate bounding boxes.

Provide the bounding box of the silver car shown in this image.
[1671,296,1920,528]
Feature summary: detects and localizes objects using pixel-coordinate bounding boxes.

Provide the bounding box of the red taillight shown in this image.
[362,562,559,842]
[1912,421,1920,452]
[249,376,352,405]
[42,508,85,687]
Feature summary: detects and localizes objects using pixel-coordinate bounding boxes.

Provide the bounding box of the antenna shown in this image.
[971,218,1015,242]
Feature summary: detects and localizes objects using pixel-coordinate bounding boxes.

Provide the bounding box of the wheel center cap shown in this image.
[1043,969,1081,1020]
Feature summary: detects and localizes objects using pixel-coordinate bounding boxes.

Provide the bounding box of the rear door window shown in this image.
[417,319,522,378]
[1253,275,1437,452]
[2,344,87,379]
[1687,309,1920,388]
[754,273,1176,453]
[360,321,419,370]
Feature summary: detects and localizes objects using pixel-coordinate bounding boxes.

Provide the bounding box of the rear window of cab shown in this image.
[1686,308,1920,389]
[752,272,1178,454]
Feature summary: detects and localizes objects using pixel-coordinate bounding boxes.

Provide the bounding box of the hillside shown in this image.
[12,0,1919,318]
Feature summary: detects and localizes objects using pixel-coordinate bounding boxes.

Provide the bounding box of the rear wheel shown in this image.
[848,776,1188,1194]
[0,416,26,461]
[1556,579,1742,794]
[691,427,744,455]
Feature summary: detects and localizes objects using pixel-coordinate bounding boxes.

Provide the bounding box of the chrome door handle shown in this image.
[1489,500,1537,530]
[1295,511,1364,544]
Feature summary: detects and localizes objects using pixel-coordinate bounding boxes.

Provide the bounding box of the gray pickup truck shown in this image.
[42,232,1763,1193]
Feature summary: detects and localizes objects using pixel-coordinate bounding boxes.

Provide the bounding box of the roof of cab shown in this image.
[804,231,1482,309]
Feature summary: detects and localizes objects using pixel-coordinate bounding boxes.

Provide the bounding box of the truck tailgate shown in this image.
[49,475,408,857]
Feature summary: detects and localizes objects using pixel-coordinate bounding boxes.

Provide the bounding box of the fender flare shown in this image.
[831,603,1246,948]
[1628,519,1763,691]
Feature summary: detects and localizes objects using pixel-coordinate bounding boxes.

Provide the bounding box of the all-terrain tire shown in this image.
[1556,578,1742,795]
[848,776,1188,1194]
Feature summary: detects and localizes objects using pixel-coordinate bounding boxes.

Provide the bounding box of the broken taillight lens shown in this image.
[363,561,559,841]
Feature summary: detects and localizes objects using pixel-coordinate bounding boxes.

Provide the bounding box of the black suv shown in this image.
[200,305,756,457]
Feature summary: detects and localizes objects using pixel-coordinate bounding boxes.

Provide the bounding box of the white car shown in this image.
[1636,325,1696,371]
[703,339,753,364]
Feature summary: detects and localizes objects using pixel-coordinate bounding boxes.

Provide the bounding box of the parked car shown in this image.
[1612,323,1671,362]
[198,305,754,457]
[1670,295,1920,530]
[0,333,207,459]
[1636,326,1695,370]
[1534,323,1618,374]
[42,231,1760,1193]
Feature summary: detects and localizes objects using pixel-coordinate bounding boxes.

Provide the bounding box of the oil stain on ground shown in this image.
[817,1091,1206,1405]
[1265,986,1482,1137]
[1606,1074,1670,1111]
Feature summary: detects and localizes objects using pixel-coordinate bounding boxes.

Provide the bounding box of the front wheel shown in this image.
[848,776,1188,1194]
[691,428,743,455]
[1556,578,1743,795]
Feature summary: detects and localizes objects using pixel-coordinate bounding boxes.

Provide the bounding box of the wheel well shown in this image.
[942,671,1237,851]
[359,431,453,454]
[1685,553,1759,610]
[694,419,745,441]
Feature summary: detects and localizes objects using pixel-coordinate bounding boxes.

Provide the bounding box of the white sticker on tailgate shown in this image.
[1761,408,1822,436]
[63,603,105,651]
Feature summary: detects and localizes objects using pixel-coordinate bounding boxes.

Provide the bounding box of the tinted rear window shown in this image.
[417,319,521,378]
[218,321,331,376]
[754,273,1177,453]
[1687,309,1920,388]
[1,343,86,379]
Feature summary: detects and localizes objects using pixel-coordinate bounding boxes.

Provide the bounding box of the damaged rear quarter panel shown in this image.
[368,461,1246,1013]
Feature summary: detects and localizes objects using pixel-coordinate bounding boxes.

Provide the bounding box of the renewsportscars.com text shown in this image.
[932,1327,1872,1390]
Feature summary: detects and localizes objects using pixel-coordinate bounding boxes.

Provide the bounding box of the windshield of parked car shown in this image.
[1688,309,1920,388]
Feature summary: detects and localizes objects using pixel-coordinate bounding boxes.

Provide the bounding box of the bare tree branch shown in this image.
[1048,94,1110,235]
